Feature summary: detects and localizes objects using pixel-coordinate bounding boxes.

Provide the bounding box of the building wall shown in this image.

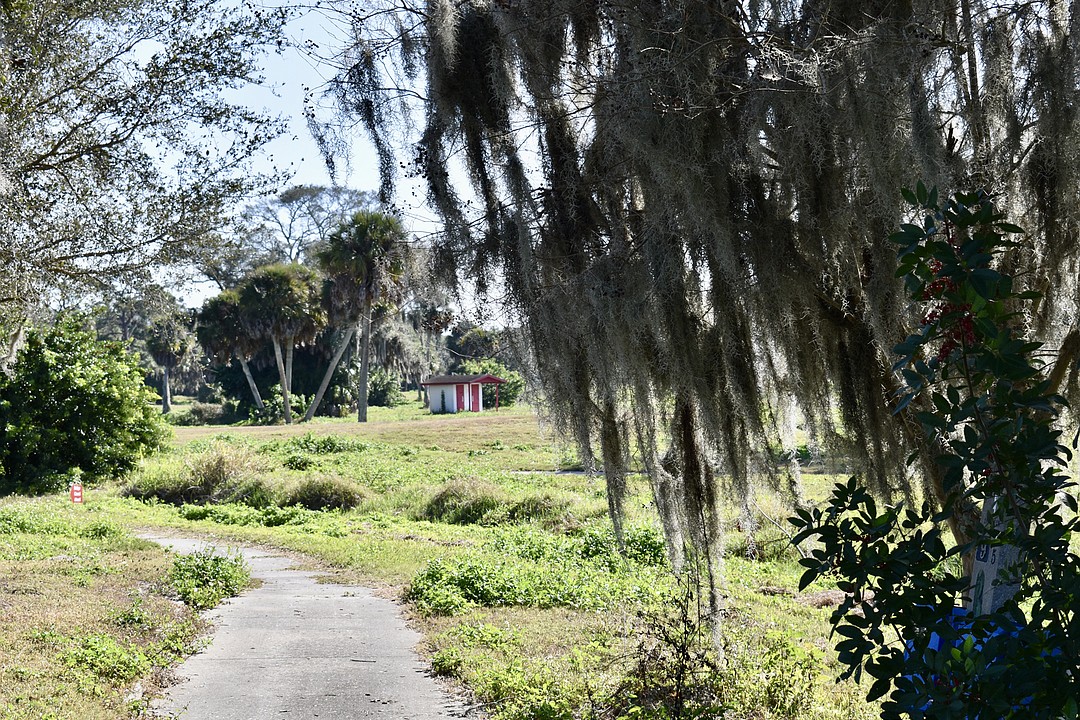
[427,384,458,413]
[426,383,484,413]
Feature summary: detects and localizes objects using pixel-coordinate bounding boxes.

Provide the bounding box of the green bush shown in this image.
[461,358,525,408]
[0,316,168,492]
[368,367,405,407]
[251,384,309,424]
[282,433,368,454]
[507,494,571,523]
[124,441,274,506]
[60,634,150,684]
[168,547,250,610]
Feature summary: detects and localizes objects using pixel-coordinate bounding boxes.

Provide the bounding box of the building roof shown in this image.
[421,373,506,386]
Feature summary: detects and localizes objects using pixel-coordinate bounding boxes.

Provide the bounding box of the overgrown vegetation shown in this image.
[0,500,208,719]
[97,408,877,719]
[794,190,1080,717]
[168,548,250,610]
[0,317,168,494]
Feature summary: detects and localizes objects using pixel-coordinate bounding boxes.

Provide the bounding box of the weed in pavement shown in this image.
[167,547,250,610]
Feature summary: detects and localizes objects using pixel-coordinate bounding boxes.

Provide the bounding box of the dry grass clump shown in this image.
[421,478,507,525]
[283,475,367,511]
[124,441,276,507]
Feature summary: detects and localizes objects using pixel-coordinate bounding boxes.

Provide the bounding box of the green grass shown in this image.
[5,407,879,719]
[0,498,208,719]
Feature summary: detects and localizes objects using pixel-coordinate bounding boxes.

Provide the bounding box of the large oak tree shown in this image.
[323,0,1080,588]
[0,0,286,353]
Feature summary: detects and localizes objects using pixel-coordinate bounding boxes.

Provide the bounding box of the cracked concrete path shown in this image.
[142,535,472,720]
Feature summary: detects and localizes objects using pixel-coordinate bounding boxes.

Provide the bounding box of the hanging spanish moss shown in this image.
[326,0,1080,604]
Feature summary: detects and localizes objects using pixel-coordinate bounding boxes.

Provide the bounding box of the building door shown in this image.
[471,384,481,412]
[455,384,465,412]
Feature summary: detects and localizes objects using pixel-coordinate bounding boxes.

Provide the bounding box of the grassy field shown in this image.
[1,402,878,719]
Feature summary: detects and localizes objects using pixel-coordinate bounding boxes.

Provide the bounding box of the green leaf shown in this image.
[916,180,928,205]
[867,677,892,702]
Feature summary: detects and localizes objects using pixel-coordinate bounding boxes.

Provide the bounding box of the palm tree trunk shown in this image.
[272,336,293,424]
[161,366,172,414]
[285,335,294,394]
[357,309,372,422]
[303,324,357,422]
[238,356,264,409]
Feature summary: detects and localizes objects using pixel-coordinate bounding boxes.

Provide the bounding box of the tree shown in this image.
[144,311,195,414]
[0,316,167,492]
[793,190,1080,717]
[238,264,325,424]
[0,0,286,324]
[462,358,524,408]
[307,211,409,422]
[323,1,1080,593]
[241,185,377,265]
[196,290,266,411]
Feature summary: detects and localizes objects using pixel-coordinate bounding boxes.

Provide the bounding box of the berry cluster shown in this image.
[919,256,975,361]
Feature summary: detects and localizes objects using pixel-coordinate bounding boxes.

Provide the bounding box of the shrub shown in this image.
[168,547,250,610]
[421,478,506,524]
[251,384,308,424]
[0,316,168,492]
[283,433,367,454]
[508,494,571,523]
[368,367,405,407]
[189,402,228,425]
[284,475,366,511]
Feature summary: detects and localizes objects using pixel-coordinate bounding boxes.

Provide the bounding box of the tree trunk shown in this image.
[357,309,372,422]
[161,366,172,414]
[303,324,357,423]
[285,334,294,395]
[272,336,293,424]
[238,356,264,410]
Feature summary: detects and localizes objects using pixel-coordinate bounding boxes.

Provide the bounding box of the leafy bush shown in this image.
[281,432,368,454]
[0,316,168,492]
[284,475,366,511]
[611,574,817,720]
[422,478,507,524]
[461,358,525,407]
[283,453,317,471]
[251,384,309,424]
[168,547,250,610]
[178,502,322,528]
[0,505,75,535]
[792,188,1080,717]
[368,367,405,407]
[507,494,571,523]
[405,544,660,616]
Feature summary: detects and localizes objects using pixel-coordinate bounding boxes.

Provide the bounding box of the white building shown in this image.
[421,373,506,413]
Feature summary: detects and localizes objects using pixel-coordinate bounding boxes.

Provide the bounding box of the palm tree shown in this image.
[305,211,408,423]
[238,264,325,424]
[145,312,194,414]
[196,290,266,411]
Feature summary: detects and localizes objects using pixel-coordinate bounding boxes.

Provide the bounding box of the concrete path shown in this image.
[143,535,472,720]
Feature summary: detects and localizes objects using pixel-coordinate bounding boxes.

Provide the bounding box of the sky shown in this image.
[178,3,439,305]
[180,3,504,324]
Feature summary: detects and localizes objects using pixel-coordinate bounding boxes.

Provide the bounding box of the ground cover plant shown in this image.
[0,499,248,719]
[96,403,877,719]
